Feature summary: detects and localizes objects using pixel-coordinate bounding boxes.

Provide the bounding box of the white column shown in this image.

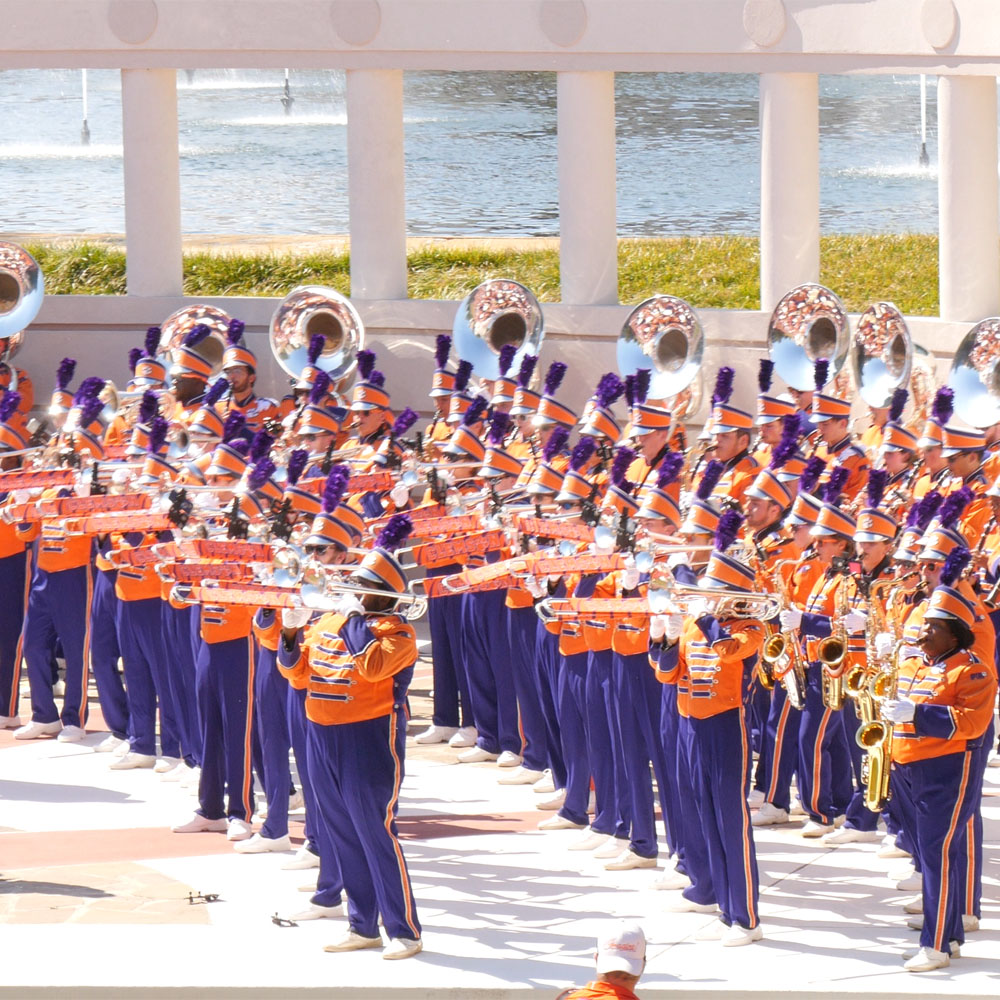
[557,71,618,305]
[759,73,820,312]
[120,69,182,297]
[346,69,407,300]
[938,76,1000,322]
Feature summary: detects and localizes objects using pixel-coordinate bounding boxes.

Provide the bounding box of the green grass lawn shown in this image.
[25,235,942,315]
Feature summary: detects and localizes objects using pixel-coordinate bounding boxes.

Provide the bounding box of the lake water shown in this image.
[0,69,943,237]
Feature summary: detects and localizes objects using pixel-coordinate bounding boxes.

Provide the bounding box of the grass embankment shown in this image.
[25,235,941,314]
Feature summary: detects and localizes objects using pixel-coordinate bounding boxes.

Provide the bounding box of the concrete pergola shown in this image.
[4,0,1000,411]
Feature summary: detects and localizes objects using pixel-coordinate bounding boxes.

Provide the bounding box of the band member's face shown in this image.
[638,428,669,463]
[356,408,383,437]
[225,365,253,396]
[990,494,1000,520]
[816,417,848,446]
[713,430,746,463]
[919,618,955,659]
[745,497,779,530]
[857,540,889,573]
[536,424,557,449]
[869,406,889,428]
[882,448,909,475]
[759,421,783,446]
[919,557,941,590]
[789,388,813,411]
[920,443,945,472]
[172,375,205,404]
[300,431,333,455]
[433,396,449,418]
[946,450,980,479]
[815,536,847,565]
[790,523,812,549]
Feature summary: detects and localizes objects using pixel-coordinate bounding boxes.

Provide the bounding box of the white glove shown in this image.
[74,481,91,498]
[649,615,668,641]
[667,551,690,571]
[664,613,684,642]
[11,489,33,505]
[525,575,546,599]
[881,698,916,724]
[621,555,640,592]
[594,531,615,554]
[843,610,867,635]
[334,593,366,619]
[111,467,130,485]
[390,482,410,507]
[874,632,895,659]
[687,598,715,620]
[281,607,312,630]
[779,607,803,632]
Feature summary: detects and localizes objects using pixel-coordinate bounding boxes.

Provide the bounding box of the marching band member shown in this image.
[278,514,423,959]
[651,511,766,946]
[912,387,954,501]
[218,319,280,433]
[752,358,798,467]
[809,360,870,504]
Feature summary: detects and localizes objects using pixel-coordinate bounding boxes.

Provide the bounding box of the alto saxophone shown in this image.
[816,571,848,710]
[855,639,903,812]
[760,558,807,710]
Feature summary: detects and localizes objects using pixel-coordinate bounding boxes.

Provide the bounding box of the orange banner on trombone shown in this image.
[413,529,507,567]
[514,516,595,543]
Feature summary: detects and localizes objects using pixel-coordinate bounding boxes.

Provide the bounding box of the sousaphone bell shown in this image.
[767,284,850,391]
[849,301,912,408]
[947,317,1000,428]
[159,304,232,378]
[0,242,45,390]
[452,279,544,381]
[269,285,364,385]
[617,294,703,401]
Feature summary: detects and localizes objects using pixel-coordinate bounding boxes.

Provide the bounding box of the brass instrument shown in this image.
[269,286,365,387]
[159,305,231,379]
[617,294,703,401]
[760,559,807,710]
[947,316,1000,428]
[767,283,850,391]
[452,278,544,381]
[647,578,781,621]
[817,571,849,710]
[845,578,895,721]
[849,302,912,409]
[0,242,44,390]
[855,639,904,812]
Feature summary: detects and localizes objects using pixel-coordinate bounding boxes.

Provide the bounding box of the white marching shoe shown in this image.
[413,724,457,745]
[456,746,499,763]
[537,814,585,831]
[904,941,960,961]
[496,750,522,767]
[292,903,346,922]
[604,848,656,871]
[535,789,566,811]
[226,818,253,842]
[722,923,763,947]
[171,813,227,834]
[651,868,691,890]
[447,726,477,748]
[383,937,423,960]
[903,946,950,972]
[752,803,790,827]
[282,846,321,870]
[109,752,156,770]
[821,827,881,846]
[154,756,182,774]
[323,929,381,952]
[94,734,125,754]
[497,765,544,786]
[0,714,22,729]
[13,720,61,740]
[877,834,910,859]
[234,833,292,854]
[800,820,833,838]
[533,771,556,794]
[568,829,610,852]
[56,725,86,743]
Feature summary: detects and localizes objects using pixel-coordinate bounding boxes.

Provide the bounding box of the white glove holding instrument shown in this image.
[334,593,366,619]
[390,482,410,508]
[874,632,895,659]
[649,615,668,641]
[779,607,803,632]
[621,554,640,592]
[881,698,916,724]
[526,575,547,600]
[282,607,312,630]
[664,613,685,642]
[667,551,690,571]
[843,610,867,635]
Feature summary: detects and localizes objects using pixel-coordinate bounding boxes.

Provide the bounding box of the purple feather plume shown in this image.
[941,546,971,587]
[611,446,636,489]
[357,349,376,381]
[461,395,488,427]
[249,430,273,464]
[696,459,724,501]
[822,466,850,503]
[938,486,973,527]
[715,510,744,552]
[799,455,827,495]
[657,451,685,489]
[229,439,250,457]
[594,373,624,409]
[932,387,954,425]
[222,412,246,444]
[914,490,944,531]
[55,358,76,391]
[569,436,596,472]
[813,358,830,392]
[73,377,105,405]
[368,370,385,389]
[866,468,888,509]
[623,374,637,409]
[128,348,142,374]
[516,354,537,389]
[888,387,908,423]
[183,324,211,348]
[286,450,308,486]
[77,395,104,429]
[488,410,511,446]
[454,359,473,395]
[375,512,414,553]
[544,362,567,397]
[204,377,229,407]
[147,415,168,455]
[634,369,651,405]
[144,327,161,358]
[321,464,351,514]
[307,333,324,367]
[758,358,774,393]
[309,371,331,405]
[497,343,517,377]
[392,407,419,438]
[137,391,158,426]
[0,392,21,423]
[247,458,276,493]
[226,318,245,346]
[434,334,451,370]
[712,366,735,406]
[543,426,569,463]
[769,413,802,469]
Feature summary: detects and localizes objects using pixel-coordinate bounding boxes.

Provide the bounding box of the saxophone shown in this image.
[845,577,894,720]
[816,570,848,710]
[855,639,903,812]
[760,558,807,710]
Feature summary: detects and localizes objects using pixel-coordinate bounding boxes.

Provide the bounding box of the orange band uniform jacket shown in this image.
[278,611,417,726]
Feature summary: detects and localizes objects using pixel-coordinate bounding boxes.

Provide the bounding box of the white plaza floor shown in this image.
[1,717,998,999]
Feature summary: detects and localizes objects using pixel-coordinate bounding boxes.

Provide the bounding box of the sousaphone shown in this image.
[0,242,45,390]
[947,317,1000,428]
[849,301,912,408]
[452,279,544,381]
[767,284,850,391]
[159,304,232,378]
[617,294,703,401]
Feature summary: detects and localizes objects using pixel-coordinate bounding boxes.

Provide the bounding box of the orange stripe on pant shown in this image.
[933,752,971,953]
[241,642,257,821]
[738,709,758,928]
[385,711,420,940]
